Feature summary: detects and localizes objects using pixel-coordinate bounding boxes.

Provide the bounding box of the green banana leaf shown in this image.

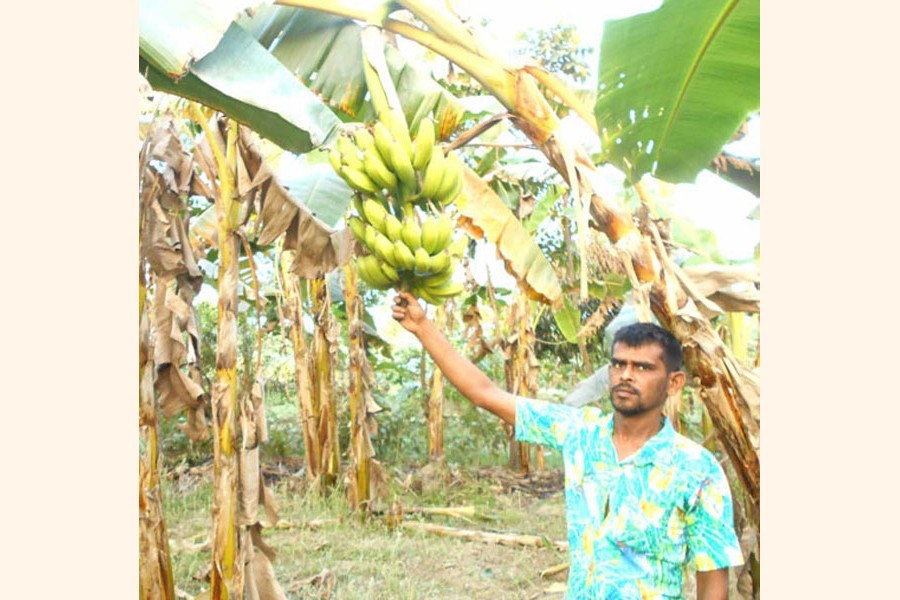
[594,0,759,184]
[552,296,580,343]
[237,5,465,138]
[138,0,244,76]
[277,157,354,228]
[140,4,342,154]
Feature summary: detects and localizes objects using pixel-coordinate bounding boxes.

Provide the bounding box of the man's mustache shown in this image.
[612,383,639,395]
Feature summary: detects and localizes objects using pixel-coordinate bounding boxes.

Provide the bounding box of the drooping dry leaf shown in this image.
[244,549,288,600]
[456,167,562,308]
[151,280,207,441]
[682,264,759,297]
[260,476,279,528]
[239,446,260,527]
[707,291,759,314]
[257,180,298,247]
[682,264,760,313]
[283,213,353,279]
[249,524,277,563]
[575,297,622,340]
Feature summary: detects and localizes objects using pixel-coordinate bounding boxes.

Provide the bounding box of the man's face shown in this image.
[608,342,684,418]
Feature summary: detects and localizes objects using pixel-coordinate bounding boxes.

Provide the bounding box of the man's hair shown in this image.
[612,322,684,372]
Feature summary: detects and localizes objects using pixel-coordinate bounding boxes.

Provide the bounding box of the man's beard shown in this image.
[610,384,663,417]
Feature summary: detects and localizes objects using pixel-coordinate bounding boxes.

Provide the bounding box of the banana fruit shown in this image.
[329,115,470,303]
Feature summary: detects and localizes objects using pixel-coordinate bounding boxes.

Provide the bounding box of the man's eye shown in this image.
[636,364,650,371]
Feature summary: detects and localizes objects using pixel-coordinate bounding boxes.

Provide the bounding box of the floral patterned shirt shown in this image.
[515,397,744,599]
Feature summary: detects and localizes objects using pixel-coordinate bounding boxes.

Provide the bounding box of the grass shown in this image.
[160,462,570,599]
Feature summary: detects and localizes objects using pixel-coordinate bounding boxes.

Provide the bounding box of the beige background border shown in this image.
[4,0,138,596]
[760,2,900,597]
[6,1,897,597]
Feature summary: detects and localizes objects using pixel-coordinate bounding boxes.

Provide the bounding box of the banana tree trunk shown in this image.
[502,295,540,474]
[426,305,447,461]
[207,117,249,599]
[342,264,374,512]
[517,295,542,471]
[193,110,288,600]
[279,251,321,481]
[309,276,341,487]
[140,112,210,600]
[644,221,760,528]
[139,275,176,600]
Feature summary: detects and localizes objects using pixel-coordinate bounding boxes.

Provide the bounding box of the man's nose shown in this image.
[618,364,635,380]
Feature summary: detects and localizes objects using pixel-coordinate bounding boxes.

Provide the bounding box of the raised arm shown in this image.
[392,292,517,425]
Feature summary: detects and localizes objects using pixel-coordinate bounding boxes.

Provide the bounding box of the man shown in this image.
[392,292,743,599]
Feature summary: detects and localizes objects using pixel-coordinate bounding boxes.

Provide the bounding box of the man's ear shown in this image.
[667,371,686,396]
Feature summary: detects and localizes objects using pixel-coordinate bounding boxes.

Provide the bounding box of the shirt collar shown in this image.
[619,417,676,467]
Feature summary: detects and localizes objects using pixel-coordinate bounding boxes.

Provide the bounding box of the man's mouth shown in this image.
[613,386,638,397]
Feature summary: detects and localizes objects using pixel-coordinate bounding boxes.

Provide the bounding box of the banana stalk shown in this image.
[360,26,405,123]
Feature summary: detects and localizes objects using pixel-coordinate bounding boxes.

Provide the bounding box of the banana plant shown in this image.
[140,0,760,537]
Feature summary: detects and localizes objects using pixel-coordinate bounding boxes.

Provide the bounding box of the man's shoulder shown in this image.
[518,396,607,422]
[668,431,724,475]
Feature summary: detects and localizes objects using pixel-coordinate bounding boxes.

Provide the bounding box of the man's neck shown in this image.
[611,411,665,462]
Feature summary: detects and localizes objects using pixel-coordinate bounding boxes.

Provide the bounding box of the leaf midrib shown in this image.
[654,0,741,168]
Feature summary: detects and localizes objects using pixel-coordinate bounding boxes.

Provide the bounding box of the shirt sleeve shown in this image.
[684,460,745,571]
[514,396,580,450]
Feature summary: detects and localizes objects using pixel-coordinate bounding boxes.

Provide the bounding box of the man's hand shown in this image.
[392,291,428,336]
[390,290,516,425]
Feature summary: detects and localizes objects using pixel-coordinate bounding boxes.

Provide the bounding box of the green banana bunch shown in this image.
[356,129,399,193]
[332,115,470,304]
[432,152,464,207]
[420,147,446,200]
[400,215,422,251]
[419,213,455,254]
[332,132,381,195]
[411,118,435,171]
[356,255,397,289]
[362,198,389,234]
